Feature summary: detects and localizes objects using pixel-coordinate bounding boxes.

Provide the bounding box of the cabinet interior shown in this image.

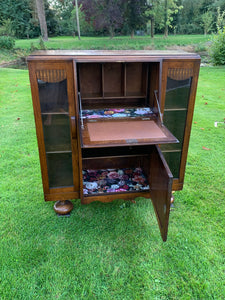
[77,62,178,148]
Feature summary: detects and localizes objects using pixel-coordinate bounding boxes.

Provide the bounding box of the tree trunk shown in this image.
[35,0,48,41]
[151,17,154,38]
[109,26,114,39]
[164,24,168,37]
[164,0,168,38]
[131,29,134,38]
[75,0,81,40]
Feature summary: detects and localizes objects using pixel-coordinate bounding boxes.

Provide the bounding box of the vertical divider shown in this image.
[144,63,149,106]
[101,63,104,99]
[124,63,127,97]
[73,60,82,198]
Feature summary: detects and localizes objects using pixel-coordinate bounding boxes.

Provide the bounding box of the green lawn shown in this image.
[15,34,210,50]
[0,66,225,299]
[0,34,210,64]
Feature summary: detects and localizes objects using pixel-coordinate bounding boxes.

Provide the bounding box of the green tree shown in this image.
[0,0,37,38]
[52,0,78,36]
[201,11,214,35]
[145,0,161,38]
[164,0,183,37]
[80,0,124,38]
[124,0,146,37]
[0,19,14,36]
[210,26,225,65]
[216,7,225,32]
[70,4,94,36]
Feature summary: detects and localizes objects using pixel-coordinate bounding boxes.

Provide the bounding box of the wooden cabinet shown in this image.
[28,51,200,241]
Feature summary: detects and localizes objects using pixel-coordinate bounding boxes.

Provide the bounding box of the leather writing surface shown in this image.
[87,120,166,142]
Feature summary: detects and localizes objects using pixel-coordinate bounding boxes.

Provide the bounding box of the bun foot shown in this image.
[171,194,174,204]
[54,200,73,215]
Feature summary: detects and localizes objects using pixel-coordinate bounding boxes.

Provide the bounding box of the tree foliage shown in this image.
[124,0,147,37]
[210,27,225,65]
[0,0,225,39]
[201,11,214,35]
[80,0,124,37]
[0,0,38,38]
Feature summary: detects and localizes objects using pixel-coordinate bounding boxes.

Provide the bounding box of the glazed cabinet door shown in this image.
[149,146,173,241]
[29,61,80,201]
[160,59,200,190]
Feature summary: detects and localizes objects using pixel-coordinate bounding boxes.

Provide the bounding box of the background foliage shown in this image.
[210,27,225,65]
[1,0,225,39]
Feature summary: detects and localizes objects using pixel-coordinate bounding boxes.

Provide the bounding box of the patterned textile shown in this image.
[82,107,154,119]
[83,168,149,195]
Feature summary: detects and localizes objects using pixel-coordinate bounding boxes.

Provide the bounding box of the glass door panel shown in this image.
[37,71,74,189]
[38,79,69,113]
[46,153,73,188]
[160,151,181,179]
[164,77,192,109]
[162,110,188,149]
[161,72,192,179]
[42,114,71,152]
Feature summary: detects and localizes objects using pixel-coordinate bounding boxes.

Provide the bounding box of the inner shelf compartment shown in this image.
[82,151,150,196]
[82,107,155,119]
[78,62,148,101]
[83,167,149,195]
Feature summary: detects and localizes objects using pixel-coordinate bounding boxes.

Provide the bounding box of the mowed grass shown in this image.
[0,34,210,64]
[0,66,225,299]
[15,34,210,50]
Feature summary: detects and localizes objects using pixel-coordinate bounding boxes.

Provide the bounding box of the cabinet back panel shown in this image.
[126,63,146,96]
[82,98,146,109]
[82,155,149,171]
[82,145,152,158]
[79,63,102,97]
[104,63,123,97]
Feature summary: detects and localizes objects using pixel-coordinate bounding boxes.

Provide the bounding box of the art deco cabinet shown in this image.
[28,50,200,241]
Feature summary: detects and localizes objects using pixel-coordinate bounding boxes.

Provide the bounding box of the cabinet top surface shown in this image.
[28,50,200,60]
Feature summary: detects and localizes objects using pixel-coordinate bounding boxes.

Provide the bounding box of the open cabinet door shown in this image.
[150,146,173,241]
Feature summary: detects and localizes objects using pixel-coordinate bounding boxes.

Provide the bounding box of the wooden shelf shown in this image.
[41,112,69,115]
[82,95,146,100]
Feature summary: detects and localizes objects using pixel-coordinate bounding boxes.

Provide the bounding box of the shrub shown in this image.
[38,36,46,50]
[210,27,225,65]
[0,36,15,50]
[30,42,38,52]
[0,19,15,37]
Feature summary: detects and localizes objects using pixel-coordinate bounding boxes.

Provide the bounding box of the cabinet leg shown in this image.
[170,192,175,209]
[53,200,73,215]
[171,193,174,204]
